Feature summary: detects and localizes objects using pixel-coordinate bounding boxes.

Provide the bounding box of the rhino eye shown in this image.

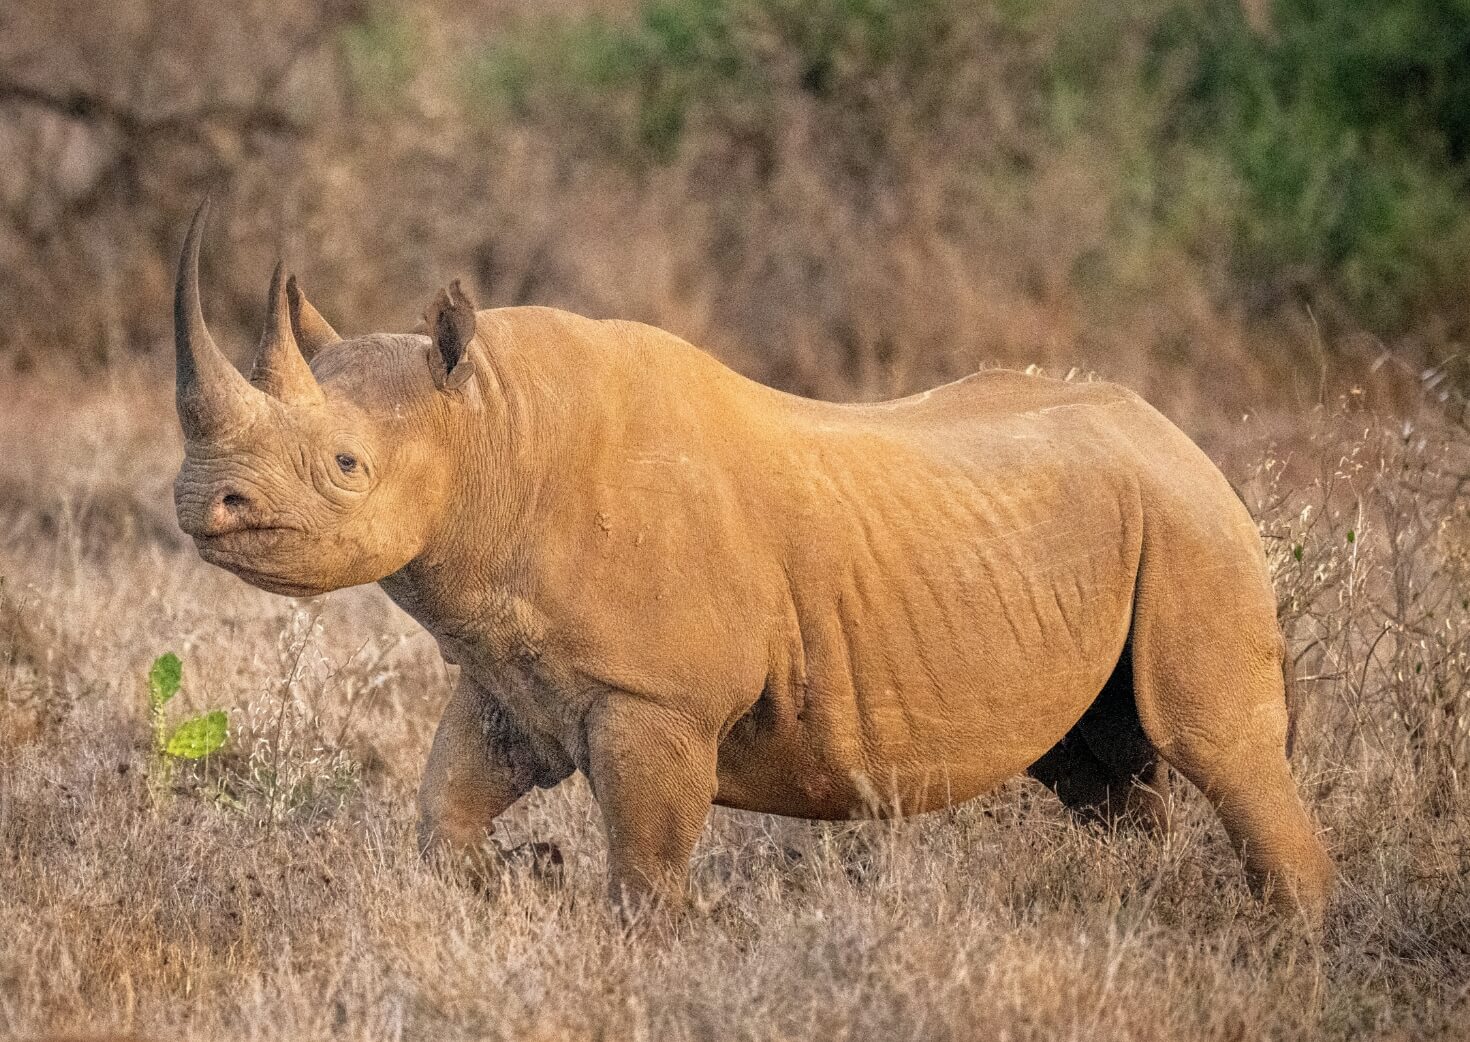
[335,452,358,474]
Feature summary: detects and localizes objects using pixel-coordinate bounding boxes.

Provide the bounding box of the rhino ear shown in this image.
[285,275,342,361]
[424,278,478,389]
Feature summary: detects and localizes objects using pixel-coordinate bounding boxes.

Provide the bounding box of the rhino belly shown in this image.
[714,650,1120,820]
[715,533,1136,819]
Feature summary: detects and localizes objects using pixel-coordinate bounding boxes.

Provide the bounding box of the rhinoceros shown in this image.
[171,202,1333,921]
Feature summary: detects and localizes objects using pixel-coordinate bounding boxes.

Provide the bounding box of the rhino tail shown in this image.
[1282,642,1299,761]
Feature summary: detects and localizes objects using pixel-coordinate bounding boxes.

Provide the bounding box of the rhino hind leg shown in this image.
[1027,646,1169,832]
[1128,530,1335,924]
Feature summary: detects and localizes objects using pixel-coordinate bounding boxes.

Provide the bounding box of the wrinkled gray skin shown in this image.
[172,202,1334,922]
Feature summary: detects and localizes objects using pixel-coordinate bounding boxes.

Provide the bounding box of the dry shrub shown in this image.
[0,568,81,748]
[1254,397,1470,811]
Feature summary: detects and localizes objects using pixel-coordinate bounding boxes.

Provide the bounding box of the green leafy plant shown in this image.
[147,652,229,795]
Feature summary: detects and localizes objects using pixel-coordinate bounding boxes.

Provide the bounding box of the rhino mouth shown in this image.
[192,524,296,549]
[194,528,326,597]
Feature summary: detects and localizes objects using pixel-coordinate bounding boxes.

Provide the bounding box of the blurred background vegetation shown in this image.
[4,0,1470,420]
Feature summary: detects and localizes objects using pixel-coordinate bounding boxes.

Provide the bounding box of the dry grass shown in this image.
[2,370,1469,1042]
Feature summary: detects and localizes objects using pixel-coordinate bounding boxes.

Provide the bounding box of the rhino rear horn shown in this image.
[251,261,326,407]
[286,275,342,360]
[174,198,267,439]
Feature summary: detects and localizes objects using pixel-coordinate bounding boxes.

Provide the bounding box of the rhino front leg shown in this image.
[586,696,719,916]
[417,672,567,887]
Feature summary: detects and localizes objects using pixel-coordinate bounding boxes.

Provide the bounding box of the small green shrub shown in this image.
[147,652,229,797]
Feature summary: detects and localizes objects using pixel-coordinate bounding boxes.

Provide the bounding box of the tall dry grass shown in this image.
[1,370,1467,1041]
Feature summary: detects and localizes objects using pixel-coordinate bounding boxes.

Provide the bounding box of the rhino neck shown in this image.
[378,309,622,637]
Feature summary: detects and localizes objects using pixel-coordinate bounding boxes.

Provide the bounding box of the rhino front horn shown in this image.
[251,260,326,408]
[174,198,266,439]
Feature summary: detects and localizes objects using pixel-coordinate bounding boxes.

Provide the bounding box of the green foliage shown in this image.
[1152,0,1470,327]
[467,0,1470,338]
[469,0,741,159]
[468,0,968,161]
[148,652,181,708]
[340,6,418,104]
[145,653,230,797]
[165,710,229,760]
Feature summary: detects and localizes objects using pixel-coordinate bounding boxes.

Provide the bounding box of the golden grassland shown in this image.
[1,371,1468,1041]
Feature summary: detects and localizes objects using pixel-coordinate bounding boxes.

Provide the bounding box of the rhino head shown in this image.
[172,200,483,597]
